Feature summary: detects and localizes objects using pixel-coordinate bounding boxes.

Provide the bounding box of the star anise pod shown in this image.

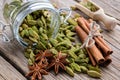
[47,51,68,74]
[26,51,49,80]
[35,50,53,62]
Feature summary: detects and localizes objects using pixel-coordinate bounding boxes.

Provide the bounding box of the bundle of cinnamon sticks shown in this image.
[75,17,113,67]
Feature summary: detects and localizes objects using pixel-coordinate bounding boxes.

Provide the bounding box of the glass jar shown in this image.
[0,0,71,46]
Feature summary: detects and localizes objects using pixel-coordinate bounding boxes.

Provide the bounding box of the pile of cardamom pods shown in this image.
[19,10,101,78]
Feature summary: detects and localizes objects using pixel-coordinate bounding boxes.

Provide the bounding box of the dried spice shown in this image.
[26,62,48,80]
[87,70,101,78]
[69,62,81,72]
[80,1,99,12]
[66,66,74,77]
[35,50,53,62]
[22,10,102,79]
[19,10,52,45]
[26,51,49,80]
[47,51,68,74]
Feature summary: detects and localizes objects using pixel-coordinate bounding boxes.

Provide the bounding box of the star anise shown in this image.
[47,51,68,74]
[35,50,53,62]
[26,51,49,80]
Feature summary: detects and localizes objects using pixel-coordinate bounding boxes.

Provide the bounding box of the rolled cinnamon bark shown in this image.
[75,26,105,64]
[89,19,113,55]
[86,48,96,66]
[100,56,112,67]
[77,17,113,56]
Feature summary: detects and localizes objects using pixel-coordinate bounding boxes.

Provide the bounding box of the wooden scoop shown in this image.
[76,0,117,30]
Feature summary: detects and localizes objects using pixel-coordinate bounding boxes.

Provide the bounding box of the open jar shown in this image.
[0,0,71,46]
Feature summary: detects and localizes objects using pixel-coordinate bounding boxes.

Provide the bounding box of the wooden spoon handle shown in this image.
[93,9,117,30]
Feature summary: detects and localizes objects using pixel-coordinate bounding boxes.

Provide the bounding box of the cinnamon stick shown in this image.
[100,56,112,67]
[86,48,96,66]
[89,19,113,55]
[77,17,113,56]
[75,26,105,64]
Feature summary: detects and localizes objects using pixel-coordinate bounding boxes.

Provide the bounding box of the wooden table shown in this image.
[0,0,120,80]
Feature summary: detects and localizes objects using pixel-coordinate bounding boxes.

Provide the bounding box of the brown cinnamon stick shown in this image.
[89,19,113,55]
[77,17,113,56]
[88,19,113,50]
[100,56,112,67]
[86,48,96,66]
[75,26,105,64]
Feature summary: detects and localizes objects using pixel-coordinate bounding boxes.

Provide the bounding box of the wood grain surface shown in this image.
[0,0,120,80]
[0,56,27,80]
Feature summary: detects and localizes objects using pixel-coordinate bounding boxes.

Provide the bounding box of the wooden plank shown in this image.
[0,74,6,80]
[0,56,27,80]
[102,27,120,50]
[92,0,120,24]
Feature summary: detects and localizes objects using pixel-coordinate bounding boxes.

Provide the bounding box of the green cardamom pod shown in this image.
[39,27,43,34]
[56,36,64,42]
[47,43,52,49]
[30,51,35,58]
[23,38,33,44]
[66,30,76,37]
[66,25,74,31]
[32,26,39,33]
[73,47,80,54]
[64,37,72,44]
[26,48,33,53]
[36,41,47,50]
[66,66,74,77]
[22,24,29,29]
[28,29,39,39]
[29,51,35,63]
[67,36,75,42]
[24,29,29,37]
[27,20,37,26]
[56,46,68,51]
[50,48,58,55]
[47,27,54,38]
[88,65,101,73]
[74,13,81,19]
[75,58,89,63]
[41,33,48,40]
[80,63,88,67]
[67,18,78,26]
[79,66,88,73]
[78,53,86,59]
[66,57,74,63]
[32,10,40,17]
[68,51,78,59]
[29,37,38,43]
[79,49,84,54]
[49,38,58,47]
[70,6,77,10]
[20,30,26,37]
[26,14,33,20]
[41,16,47,28]
[70,62,81,72]
[56,41,71,49]
[28,58,33,65]
[43,29,47,34]
[87,70,101,78]
[24,52,30,58]
[37,19,44,27]
[19,26,23,32]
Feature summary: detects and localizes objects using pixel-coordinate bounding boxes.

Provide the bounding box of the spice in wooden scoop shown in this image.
[80,1,99,12]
